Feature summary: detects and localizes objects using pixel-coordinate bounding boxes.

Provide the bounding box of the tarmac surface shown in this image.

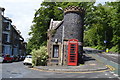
[34,54,110,73]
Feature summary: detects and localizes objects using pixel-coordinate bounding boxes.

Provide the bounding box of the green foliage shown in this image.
[109,45,119,53]
[30,46,48,66]
[27,2,95,53]
[27,2,120,54]
[84,2,120,53]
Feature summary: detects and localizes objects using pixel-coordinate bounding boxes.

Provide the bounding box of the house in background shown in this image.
[47,6,85,66]
[2,16,12,56]
[0,7,26,57]
[11,25,27,56]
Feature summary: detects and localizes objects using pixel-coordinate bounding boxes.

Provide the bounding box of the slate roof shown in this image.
[49,19,63,30]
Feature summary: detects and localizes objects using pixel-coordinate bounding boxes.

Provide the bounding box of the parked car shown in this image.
[0,56,4,63]
[23,55,32,65]
[3,54,13,63]
[13,55,19,62]
[10,56,15,62]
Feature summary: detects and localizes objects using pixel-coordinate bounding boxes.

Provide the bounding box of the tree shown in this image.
[84,3,113,49]
[27,2,95,53]
[106,2,120,53]
[84,2,120,53]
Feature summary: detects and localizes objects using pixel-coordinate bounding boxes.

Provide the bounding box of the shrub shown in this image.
[109,45,120,53]
[30,46,48,66]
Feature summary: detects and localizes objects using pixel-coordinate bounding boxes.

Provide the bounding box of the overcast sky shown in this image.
[0,0,116,42]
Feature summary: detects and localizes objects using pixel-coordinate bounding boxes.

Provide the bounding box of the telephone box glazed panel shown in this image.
[68,39,78,66]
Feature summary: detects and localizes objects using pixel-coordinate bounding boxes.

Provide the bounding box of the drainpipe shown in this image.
[61,26,64,65]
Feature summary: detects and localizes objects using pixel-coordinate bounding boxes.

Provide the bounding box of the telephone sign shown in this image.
[67,39,78,66]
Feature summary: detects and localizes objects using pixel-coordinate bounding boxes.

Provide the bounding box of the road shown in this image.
[84,47,120,64]
[1,47,120,79]
[97,53,120,64]
[1,61,119,79]
[84,47,120,78]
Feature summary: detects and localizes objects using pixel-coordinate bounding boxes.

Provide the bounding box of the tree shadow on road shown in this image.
[83,55,96,62]
[79,54,96,65]
[84,49,102,54]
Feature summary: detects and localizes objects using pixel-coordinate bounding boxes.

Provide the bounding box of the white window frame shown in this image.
[53,45,59,58]
[3,32,10,42]
[3,45,12,55]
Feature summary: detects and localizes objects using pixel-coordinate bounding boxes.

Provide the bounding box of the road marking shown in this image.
[89,64,96,65]
[114,74,119,77]
[30,67,110,74]
[105,73,108,75]
[30,55,116,74]
[110,71,114,74]
[106,65,115,71]
[111,56,117,59]
[118,77,120,80]
[10,77,12,78]
[87,54,117,71]
[106,54,118,57]
[93,77,98,78]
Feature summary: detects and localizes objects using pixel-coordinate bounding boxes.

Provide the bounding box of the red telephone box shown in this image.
[68,39,78,66]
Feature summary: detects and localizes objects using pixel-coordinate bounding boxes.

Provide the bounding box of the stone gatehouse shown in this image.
[47,6,85,66]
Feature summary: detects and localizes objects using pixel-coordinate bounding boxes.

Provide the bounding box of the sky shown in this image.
[0,0,43,42]
[0,0,116,42]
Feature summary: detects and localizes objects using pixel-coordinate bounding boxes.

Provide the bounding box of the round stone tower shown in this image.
[63,6,85,65]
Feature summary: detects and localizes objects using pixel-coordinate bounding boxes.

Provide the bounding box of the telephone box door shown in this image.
[68,39,78,66]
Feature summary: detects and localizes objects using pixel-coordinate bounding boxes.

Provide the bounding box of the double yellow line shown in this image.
[30,65,114,73]
[86,54,116,71]
[106,65,115,71]
[30,54,116,73]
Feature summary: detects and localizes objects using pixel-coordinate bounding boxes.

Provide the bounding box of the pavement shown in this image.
[33,54,110,73]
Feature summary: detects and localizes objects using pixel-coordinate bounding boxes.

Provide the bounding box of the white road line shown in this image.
[111,56,117,59]
[105,73,108,75]
[93,77,98,78]
[106,54,119,57]
[103,58,107,60]
[114,74,119,77]
[10,77,12,78]
[118,77,120,80]
[109,77,113,78]
[110,71,114,74]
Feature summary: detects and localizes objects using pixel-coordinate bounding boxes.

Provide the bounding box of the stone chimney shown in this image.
[0,7,5,16]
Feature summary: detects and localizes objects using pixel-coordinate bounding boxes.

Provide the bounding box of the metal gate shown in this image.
[68,39,78,66]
